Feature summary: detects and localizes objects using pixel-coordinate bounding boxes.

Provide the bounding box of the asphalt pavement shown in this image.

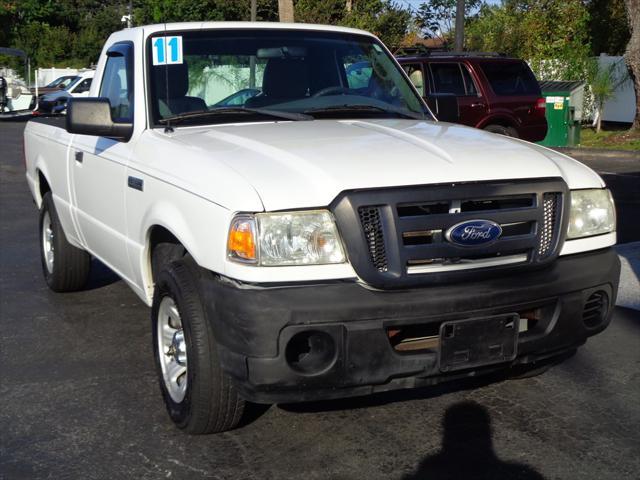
[1,119,639,480]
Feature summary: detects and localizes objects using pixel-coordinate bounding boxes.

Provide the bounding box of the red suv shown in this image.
[396,51,547,142]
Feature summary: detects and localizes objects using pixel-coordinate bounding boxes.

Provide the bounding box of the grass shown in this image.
[579,127,640,151]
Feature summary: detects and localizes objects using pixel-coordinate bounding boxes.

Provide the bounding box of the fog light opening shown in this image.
[583,291,609,328]
[285,331,336,375]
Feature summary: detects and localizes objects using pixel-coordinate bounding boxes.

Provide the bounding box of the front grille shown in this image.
[359,207,388,272]
[332,178,568,289]
[538,193,559,258]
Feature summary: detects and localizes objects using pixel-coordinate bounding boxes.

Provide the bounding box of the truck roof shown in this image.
[124,21,376,38]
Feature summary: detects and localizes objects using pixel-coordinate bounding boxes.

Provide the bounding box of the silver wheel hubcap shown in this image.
[157,297,188,403]
[42,211,54,274]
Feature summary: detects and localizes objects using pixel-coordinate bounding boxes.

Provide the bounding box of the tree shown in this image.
[295,0,347,25]
[466,0,592,80]
[590,60,629,132]
[278,0,295,21]
[623,0,640,130]
[415,0,481,44]
[342,0,412,46]
[587,0,630,56]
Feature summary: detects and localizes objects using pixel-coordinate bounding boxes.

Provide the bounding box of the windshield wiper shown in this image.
[304,104,425,120]
[158,107,313,125]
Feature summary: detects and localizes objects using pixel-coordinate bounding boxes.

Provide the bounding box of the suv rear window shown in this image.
[480,62,540,96]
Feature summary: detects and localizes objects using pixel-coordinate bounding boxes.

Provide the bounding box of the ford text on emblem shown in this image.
[445,219,502,247]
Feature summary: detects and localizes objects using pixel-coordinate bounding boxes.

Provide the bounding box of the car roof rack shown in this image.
[394,46,509,59]
[430,51,509,58]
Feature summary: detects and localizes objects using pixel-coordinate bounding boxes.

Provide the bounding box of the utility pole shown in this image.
[278,0,294,22]
[249,0,257,88]
[454,0,464,51]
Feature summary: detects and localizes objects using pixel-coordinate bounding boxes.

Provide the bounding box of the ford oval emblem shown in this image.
[445,219,502,247]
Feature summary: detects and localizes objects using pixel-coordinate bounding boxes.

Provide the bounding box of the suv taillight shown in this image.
[533,97,546,118]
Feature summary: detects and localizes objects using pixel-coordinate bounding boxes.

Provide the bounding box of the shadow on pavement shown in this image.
[84,258,121,290]
[402,401,545,480]
[279,372,507,415]
[613,306,640,328]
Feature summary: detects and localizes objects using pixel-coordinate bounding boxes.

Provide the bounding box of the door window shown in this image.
[100,44,133,121]
[430,63,466,96]
[402,64,425,96]
[72,78,92,94]
[460,66,478,96]
[480,61,541,96]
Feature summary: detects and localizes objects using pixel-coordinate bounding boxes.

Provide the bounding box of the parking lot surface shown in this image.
[1,120,639,480]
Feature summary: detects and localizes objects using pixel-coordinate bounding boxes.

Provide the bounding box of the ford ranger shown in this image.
[24,22,620,434]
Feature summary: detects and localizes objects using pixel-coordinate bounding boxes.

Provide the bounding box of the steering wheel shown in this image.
[311,86,353,98]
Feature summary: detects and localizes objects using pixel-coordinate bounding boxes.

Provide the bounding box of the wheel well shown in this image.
[148,226,186,282]
[482,118,516,129]
[38,171,51,201]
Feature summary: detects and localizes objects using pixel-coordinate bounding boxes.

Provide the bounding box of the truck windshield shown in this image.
[148,29,432,126]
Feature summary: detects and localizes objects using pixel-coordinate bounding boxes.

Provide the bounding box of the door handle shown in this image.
[75,151,83,163]
[470,103,486,108]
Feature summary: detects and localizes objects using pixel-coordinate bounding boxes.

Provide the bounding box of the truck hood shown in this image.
[172,119,602,211]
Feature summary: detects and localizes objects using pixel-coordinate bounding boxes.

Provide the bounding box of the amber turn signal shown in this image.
[227,216,257,262]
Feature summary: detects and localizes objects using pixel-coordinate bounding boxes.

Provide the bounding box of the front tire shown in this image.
[39,192,91,292]
[484,124,519,138]
[152,260,244,434]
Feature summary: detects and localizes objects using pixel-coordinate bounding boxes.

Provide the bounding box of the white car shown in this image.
[37,70,94,114]
[24,22,620,434]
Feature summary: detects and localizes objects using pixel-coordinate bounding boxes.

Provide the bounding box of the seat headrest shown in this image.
[262,58,309,99]
[154,63,189,99]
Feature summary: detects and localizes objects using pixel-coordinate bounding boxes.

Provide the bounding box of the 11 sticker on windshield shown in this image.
[152,36,183,66]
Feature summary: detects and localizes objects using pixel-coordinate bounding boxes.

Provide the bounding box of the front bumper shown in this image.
[201,248,620,403]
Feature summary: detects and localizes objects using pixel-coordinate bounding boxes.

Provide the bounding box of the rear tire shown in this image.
[152,259,245,434]
[484,124,519,138]
[39,192,91,292]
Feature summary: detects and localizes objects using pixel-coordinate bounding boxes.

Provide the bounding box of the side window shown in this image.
[72,78,92,94]
[402,64,425,96]
[100,44,133,121]
[460,65,478,96]
[430,63,466,96]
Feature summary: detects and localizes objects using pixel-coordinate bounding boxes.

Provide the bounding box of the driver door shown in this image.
[69,42,135,281]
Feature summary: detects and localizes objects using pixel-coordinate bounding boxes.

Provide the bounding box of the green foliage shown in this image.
[1,0,412,78]
[294,0,347,25]
[589,58,630,130]
[466,1,593,82]
[415,0,482,41]
[133,0,278,24]
[467,1,591,71]
[342,1,412,46]
[587,0,630,55]
[294,0,412,47]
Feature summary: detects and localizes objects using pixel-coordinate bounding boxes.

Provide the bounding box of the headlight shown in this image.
[567,189,615,239]
[227,210,346,266]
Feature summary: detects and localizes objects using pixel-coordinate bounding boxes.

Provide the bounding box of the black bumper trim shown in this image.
[200,248,620,404]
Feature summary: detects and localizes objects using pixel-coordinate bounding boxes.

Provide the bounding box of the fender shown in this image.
[133,198,230,304]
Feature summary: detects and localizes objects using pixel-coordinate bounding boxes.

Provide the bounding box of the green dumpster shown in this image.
[538,81,585,147]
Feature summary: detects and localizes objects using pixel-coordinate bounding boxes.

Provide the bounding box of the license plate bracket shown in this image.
[439,314,519,372]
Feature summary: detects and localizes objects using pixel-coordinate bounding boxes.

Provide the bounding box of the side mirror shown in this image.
[425,94,460,124]
[66,97,132,141]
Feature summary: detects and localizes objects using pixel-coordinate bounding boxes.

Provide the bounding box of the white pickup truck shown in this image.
[24,22,620,434]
